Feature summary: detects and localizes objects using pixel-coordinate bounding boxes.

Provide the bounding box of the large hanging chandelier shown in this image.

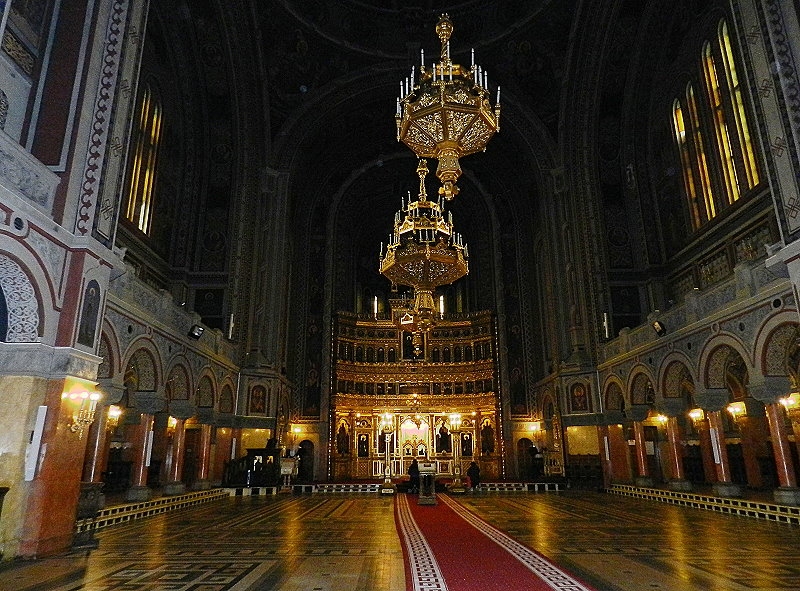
[395,14,500,201]
[379,159,468,348]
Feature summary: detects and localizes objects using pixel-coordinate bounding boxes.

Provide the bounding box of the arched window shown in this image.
[702,41,739,204]
[719,20,759,189]
[125,84,163,234]
[671,18,761,231]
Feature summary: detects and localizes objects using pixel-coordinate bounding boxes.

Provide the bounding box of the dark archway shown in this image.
[298,439,314,483]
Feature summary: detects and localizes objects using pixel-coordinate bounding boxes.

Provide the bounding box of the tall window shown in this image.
[125,84,163,234]
[719,20,759,189]
[671,18,760,230]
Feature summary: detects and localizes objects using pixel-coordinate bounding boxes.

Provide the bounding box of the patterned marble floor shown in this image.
[1,491,798,591]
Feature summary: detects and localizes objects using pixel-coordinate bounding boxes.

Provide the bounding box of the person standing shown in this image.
[408,458,420,493]
[466,461,480,491]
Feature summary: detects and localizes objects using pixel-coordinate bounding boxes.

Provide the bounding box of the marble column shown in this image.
[694,387,742,497]
[82,402,110,484]
[193,423,213,490]
[231,427,242,459]
[706,410,742,497]
[163,418,187,495]
[749,375,800,505]
[126,389,166,501]
[163,400,195,495]
[632,421,653,487]
[597,424,612,488]
[665,416,692,491]
[764,402,800,504]
[126,413,154,501]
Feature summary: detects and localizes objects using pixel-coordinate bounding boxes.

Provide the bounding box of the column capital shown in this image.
[693,387,729,412]
[167,400,195,420]
[748,375,792,405]
[656,397,687,418]
[627,404,651,422]
[131,389,167,414]
[97,378,125,405]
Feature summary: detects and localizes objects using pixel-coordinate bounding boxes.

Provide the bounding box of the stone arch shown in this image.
[218,381,235,414]
[604,380,626,411]
[97,332,115,380]
[661,357,695,399]
[165,361,191,401]
[99,320,122,378]
[698,334,751,390]
[752,310,799,381]
[124,345,161,392]
[0,252,40,342]
[628,367,656,405]
[540,388,558,419]
[196,372,216,408]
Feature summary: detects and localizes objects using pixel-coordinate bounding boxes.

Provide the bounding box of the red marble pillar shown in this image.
[706,410,732,482]
[696,418,716,483]
[738,415,763,489]
[82,404,109,483]
[231,427,242,459]
[195,423,213,488]
[632,421,649,477]
[19,380,90,557]
[597,425,612,488]
[126,413,154,501]
[169,418,187,482]
[765,403,797,488]
[665,416,685,481]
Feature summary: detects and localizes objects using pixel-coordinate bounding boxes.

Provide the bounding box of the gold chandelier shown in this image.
[395,14,500,201]
[379,159,468,347]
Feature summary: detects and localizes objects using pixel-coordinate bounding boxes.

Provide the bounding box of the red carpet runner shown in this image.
[395,493,596,591]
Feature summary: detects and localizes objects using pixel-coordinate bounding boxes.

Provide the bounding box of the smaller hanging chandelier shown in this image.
[395,14,500,201]
[379,159,468,346]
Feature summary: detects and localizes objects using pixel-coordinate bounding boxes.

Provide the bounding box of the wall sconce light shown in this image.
[188,324,205,339]
[652,320,667,337]
[726,401,747,422]
[780,393,800,413]
[107,405,122,427]
[168,416,178,430]
[68,390,102,439]
[654,414,668,425]
[688,408,705,423]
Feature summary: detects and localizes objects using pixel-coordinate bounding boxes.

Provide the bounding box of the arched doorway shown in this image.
[298,439,314,483]
[517,438,533,480]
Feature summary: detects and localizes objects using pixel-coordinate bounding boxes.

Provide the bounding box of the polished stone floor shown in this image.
[2,491,799,590]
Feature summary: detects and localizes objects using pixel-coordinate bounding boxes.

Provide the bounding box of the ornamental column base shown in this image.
[163,481,186,495]
[773,486,800,506]
[191,479,211,491]
[667,479,693,492]
[125,486,152,502]
[380,482,397,495]
[712,481,743,498]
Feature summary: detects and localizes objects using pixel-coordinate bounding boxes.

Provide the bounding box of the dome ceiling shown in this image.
[262,1,578,141]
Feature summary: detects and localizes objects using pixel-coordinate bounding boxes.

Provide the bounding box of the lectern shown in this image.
[417,461,437,505]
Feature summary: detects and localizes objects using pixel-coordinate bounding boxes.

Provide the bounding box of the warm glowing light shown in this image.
[449,412,462,430]
[726,401,746,419]
[654,414,668,425]
[688,408,705,422]
[780,393,800,411]
[168,416,178,429]
[531,421,542,432]
[64,382,103,439]
[107,405,122,424]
